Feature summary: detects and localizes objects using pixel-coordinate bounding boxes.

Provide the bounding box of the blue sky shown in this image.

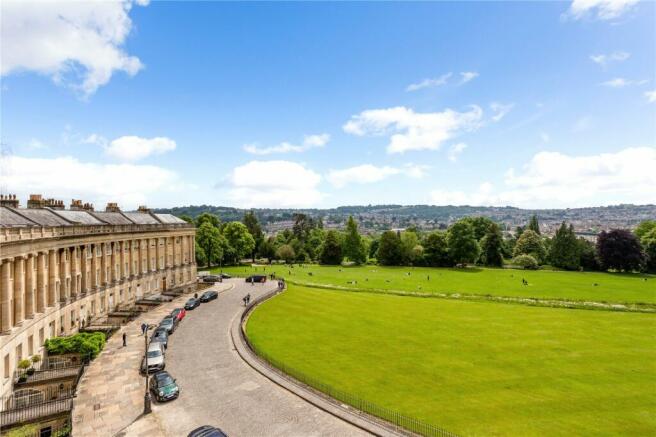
[1,0,655,209]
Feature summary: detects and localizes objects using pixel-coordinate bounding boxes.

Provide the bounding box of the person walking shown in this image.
[122,331,127,347]
[141,323,147,335]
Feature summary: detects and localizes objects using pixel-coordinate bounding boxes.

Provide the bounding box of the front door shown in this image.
[162,278,166,292]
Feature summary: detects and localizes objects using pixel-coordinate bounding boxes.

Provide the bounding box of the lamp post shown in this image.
[143,323,156,414]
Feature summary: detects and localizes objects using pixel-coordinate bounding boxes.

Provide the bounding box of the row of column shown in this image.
[0,234,195,334]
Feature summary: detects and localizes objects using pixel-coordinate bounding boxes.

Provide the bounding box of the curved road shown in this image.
[153,279,368,436]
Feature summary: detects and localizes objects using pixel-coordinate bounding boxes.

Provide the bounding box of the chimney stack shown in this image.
[83,202,94,211]
[45,198,65,210]
[27,194,46,209]
[0,194,19,208]
[70,199,84,210]
[105,202,120,212]
[137,205,150,213]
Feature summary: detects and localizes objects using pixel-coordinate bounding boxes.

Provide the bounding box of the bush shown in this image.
[513,254,539,270]
[17,359,31,370]
[45,332,106,359]
[6,424,39,437]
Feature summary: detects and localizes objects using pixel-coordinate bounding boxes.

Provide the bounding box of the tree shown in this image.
[641,228,656,272]
[461,216,496,241]
[513,254,539,270]
[447,221,480,265]
[179,214,194,224]
[320,230,343,265]
[305,228,325,261]
[195,212,221,229]
[243,211,263,261]
[400,231,421,265]
[195,244,207,267]
[635,220,656,240]
[377,231,402,266]
[275,244,296,264]
[528,214,540,235]
[549,222,580,270]
[423,232,451,267]
[196,222,223,268]
[258,237,276,263]
[343,216,366,264]
[513,230,546,264]
[368,238,380,259]
[480,223,504,267]
[577,238,599,271]
[596,229,644,272]
[292,213,315,241]
[222,222,256,264]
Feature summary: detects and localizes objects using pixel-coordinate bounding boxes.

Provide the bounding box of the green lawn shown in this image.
[216,264,656,304]
[247,285,656,436]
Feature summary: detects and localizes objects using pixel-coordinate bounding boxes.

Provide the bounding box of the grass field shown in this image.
[247,285,656,436]
[217,264,656,304]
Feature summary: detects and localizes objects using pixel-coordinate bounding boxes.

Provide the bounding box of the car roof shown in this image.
[147,342,163,351]
[154,371,171,380]
[189,426,227,437]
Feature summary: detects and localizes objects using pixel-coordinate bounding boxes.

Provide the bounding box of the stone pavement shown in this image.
[72,283,233,437]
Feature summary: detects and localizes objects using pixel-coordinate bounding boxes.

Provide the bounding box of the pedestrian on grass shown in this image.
[122,332,127,347]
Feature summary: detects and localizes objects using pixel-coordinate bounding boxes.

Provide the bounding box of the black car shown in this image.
[200,290,218,302]
[159,316,178,334]
[150,327,169,349]
[184,298,200,310]
[150,371,180,402]
[202,275,222,283]
[218,273,231,279]
[245,275,267,283]
[188,425,227,437]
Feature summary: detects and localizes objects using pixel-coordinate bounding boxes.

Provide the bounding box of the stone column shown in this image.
[70,247,78,298]
[36,252,46,313]
[59,248,68,301]
[111,242,117,282]
[13,256,25,326]
[24,254,35,318]
[81,245,88,293]
[100,242,107,285]
[156,238,161,270]
[48,250,57,306]
[1,259,12,333]
[91,244,98,289]
[118,241,125,279]
[139,239,144,274]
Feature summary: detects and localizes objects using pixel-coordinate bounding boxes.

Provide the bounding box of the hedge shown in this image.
[44,332,106,359]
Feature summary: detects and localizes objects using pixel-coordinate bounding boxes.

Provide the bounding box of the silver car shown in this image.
[141,341,165,374]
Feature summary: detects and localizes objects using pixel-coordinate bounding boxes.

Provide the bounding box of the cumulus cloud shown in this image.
[225,160,322,208]
[447,143,467,162]
[590,51,630,68]
[406,73,452,92]
[104,136,177,161]
[326,163,427,188]
[645,90,656,103]
[565,0,639,20]
[243,133,329,155]
[459,71,479,85]
[0,155,183,209]
[343,105,483,154]
[0,0,147,97]
[430,147,656,208]
[600,78,648,88]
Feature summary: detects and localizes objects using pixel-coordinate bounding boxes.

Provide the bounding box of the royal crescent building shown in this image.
[0,194,197,399]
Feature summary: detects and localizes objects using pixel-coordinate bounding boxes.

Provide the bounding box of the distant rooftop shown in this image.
[0,194,189,228]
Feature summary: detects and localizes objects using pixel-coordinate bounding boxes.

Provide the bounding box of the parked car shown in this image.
[200,290,218,302]
[171,307,186,322]
[245,275,267,283]
[184,298,200,310]
[141,342,165,374]
[188,425,228,437]
[202,275,222,283]
[150,327,169,349]
[150,371,180,402]
[218,273,231,279]
[159,315,178,334]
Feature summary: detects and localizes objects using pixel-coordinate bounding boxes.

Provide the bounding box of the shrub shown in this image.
[6,424,39,437]
[17,359,31,370]
[513,254,539,270]
[45,332,106,359]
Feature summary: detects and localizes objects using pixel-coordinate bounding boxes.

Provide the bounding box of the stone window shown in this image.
[39,328,44,347]
[28,335,34,356]
[4,354,9,379]
[15,344,23,365]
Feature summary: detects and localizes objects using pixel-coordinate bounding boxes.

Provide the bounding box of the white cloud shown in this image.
[343,105,483,154]
[27,139,46,150]
[447,143,467,162]
[0,155,183,209]
[644,90,656,103]
[590,51,630,67]
[104,136,176,161]
[431,147,656,208]
[327,163,428,188]
[565,0,639,21]
[243,133,329,155]
[0,0,147,97]
[490,102,514,122]
[225,160,322,208]
[600,77,648,88]
[406,73,452,92]
[459,71,479,85]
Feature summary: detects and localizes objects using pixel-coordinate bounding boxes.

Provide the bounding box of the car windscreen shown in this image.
[147,350,162,358]
[157,374,175,386]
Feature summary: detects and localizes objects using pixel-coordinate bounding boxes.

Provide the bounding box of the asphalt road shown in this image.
[153,279,368,437]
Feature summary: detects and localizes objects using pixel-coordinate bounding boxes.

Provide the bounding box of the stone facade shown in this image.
[0,195,196,398]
